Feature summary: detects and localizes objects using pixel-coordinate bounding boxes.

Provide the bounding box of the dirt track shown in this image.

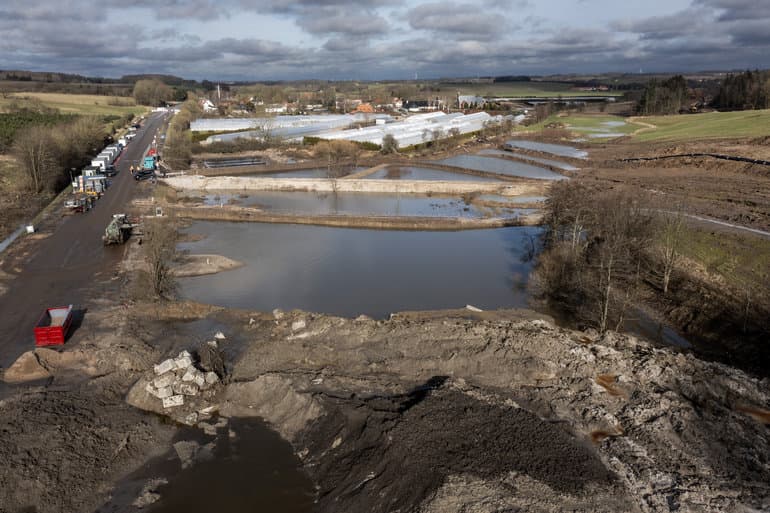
[0,112,166,370]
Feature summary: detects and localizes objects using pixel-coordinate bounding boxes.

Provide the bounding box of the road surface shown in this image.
[0,112,166,370]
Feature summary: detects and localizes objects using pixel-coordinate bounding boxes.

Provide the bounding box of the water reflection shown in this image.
[198,191,507,218]
[437,155,568,181]
[178,222,544,318]
[477,149,579,171]
[364,166,501,182]
[504,140,588,159]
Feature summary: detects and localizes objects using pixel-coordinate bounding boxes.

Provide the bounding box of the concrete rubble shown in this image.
[140,348,222,417]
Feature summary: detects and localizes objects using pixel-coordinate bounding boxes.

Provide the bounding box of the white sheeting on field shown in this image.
[194,112,506,147]
[190,114,391,133]
[314,112,498,147]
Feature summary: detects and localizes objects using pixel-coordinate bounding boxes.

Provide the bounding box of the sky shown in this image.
[1,0,769,80]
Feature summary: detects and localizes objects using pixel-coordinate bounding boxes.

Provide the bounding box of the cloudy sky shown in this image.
[1,0,769,80]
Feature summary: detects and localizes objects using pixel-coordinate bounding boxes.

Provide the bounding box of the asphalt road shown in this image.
[0,112,167,369]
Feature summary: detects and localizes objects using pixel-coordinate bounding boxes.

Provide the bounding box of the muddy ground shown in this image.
[3,298,769,513]
[586,139,770,232]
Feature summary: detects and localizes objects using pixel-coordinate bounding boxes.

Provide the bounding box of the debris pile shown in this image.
[145,350,220,410]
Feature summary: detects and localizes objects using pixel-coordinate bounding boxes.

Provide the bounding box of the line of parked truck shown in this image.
[64,123,141,213]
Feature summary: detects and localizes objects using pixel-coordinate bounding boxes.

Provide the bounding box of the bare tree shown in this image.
[381,134,399,154]
[142,217,179,299]
[654,208,686,295]
[12,125,59,193]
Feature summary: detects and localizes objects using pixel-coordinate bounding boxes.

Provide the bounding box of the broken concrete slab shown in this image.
[153,359,175,376]
[162,395,184,408]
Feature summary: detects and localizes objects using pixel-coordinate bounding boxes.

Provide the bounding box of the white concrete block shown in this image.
[205,372,219,385]
[153,386,174,399]
[175,355,193,370]
[179,383,200,396]
[162,395,184,408]
[194,373,206,388]
[182,368,196,382]
[153,359,175,375]
[214,331,226,340]
[291,319,306,332]
[153,373,175,389]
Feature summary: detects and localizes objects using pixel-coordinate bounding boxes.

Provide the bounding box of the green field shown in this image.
[0,92,147,117]
[634,109,770,142]
[439,81,623,98]
[519,114,635,141]
[679,228,770,293]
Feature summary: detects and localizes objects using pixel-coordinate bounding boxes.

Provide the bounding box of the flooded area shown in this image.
[195,190,508,218]
[437,155,568,180]
[504,140,588,159]
[362,165,501,181]
[248,167,364,179]
[477,149,579,171]
[178,222,542,318]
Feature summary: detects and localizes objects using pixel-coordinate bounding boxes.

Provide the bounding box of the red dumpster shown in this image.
[34,305,73,347]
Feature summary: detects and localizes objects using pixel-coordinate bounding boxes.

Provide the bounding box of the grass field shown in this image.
[634,109,770,142]
[680,228,770,293]
[519,113,635,140]
[0,92,147,117]
[439,82,624,98]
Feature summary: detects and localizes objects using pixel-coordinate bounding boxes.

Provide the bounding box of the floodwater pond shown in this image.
[504,140,588,159]
[248,167,365,179]
[198,191,505,218]
[363,165,501,182]
[178,222,543,318]
[437,155,568,181]
[477,149,579,171]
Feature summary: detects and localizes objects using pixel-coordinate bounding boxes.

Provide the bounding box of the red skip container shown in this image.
[34,305,73,347]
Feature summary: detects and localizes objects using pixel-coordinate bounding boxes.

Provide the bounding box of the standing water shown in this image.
[178,222,542,318]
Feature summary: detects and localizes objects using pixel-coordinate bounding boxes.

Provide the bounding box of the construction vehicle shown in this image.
[102,214,137,245]
[142,155,157,171]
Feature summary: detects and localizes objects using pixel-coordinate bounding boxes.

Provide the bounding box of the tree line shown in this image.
[10,116,114,194]
[637,70,770,114]
[712,70,770,111]
[535,181,767,338]
[636,75,689,115]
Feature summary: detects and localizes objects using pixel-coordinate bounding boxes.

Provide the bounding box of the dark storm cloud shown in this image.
[2,0,770,80]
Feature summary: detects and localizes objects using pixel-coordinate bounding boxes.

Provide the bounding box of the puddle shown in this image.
[437,155,568,181]
[624,310,692,348]
[587,132,626,139]
[504,140,588,159]
[178,222,543,318]
[97,417,314,513]
[476,194,546,204]
[363,166,501,182]
[476,150,579,171]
